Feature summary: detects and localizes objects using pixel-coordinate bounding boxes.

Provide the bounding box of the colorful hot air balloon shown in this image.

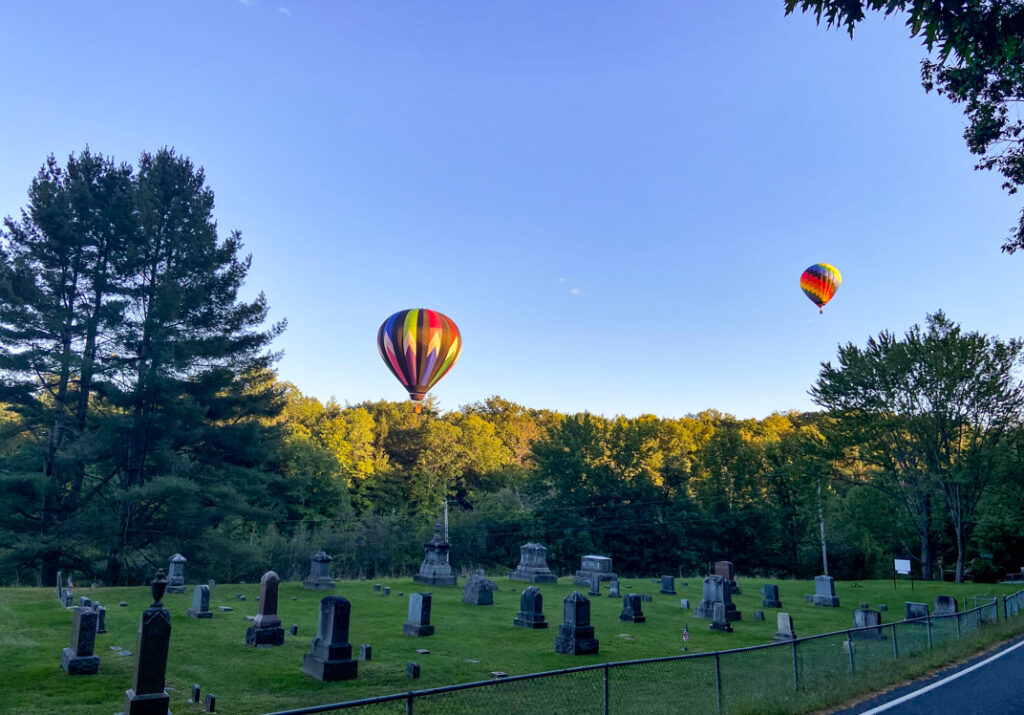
[377,309,462,413]
[800,263,841,314]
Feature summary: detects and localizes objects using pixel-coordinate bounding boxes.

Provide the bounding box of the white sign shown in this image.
[894,558,912,575]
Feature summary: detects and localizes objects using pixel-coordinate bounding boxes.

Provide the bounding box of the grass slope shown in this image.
[0,575,1020,714]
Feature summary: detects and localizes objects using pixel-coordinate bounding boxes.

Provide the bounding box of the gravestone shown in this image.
[588,576,601,596]
[754,610,764,621]
[905,602,929,621]
[641,594,653,602]
[774,612,797,641]
[513,586,548,629]
[462,570,498,605]
[573,555,616,586]
[879,604,888,612]
[56,570,64,604]
[619,594,646,623]
[61,607,100,675]
[246,571,285,647]
[680,599,690,609]
[608,580,620,598]
[359,644,372,660]
[660,575,676,595]
[191,683,200,704]
[713,560,740,594]
[407,662,420,678]
[934,595,959,616]
[760,583,782,608]
[710,601,733,632]
[187,585,212,619]
[166,553,187,594]
[208,579,215,590]
[96,604,107,634]
[553,591,599,655]
[852,608,885,639]
[812,575,840,607]
[302,550,336,590]
[383,586,391,596]
[413,522,457,587]
[205,693,216,713]
[80,596,92,608]
[403,593,435,636]
[373,584,381,593]
[290,624,298,636]
[302,596,358,681]
[695,575,740,622]
[509,543,558,584]
[121,571,172,714]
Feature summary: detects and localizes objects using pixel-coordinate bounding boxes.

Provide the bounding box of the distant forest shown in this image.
[2,149,1022,587]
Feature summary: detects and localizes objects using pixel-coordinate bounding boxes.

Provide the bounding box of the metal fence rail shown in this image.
[266,591,1024,715]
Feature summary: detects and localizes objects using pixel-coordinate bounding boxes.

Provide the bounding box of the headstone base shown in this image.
[246,625,285,647]
[763,599,782,608]
[513,613,549,629]
[302,578,336,591]
[413,574,457,587]
[186,608,212,619]
[572,571,616,586]
[509,570,558,584]
[302,652,358,681]
[402,623,435,637]
[812,596,840,607]
[121,688,171,715]
[709,621,733,633]
[165,586,186,595]
[554,624,599,655]
[695,600,741,621]
[60,648,99,675]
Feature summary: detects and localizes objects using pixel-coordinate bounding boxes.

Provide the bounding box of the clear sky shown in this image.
[2,1,1022,420]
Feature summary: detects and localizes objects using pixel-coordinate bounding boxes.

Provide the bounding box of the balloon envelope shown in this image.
[800,263,841,313]
[377,309,461,406]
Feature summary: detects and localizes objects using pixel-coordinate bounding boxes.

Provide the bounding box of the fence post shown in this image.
[847,632,856,674]
[714,653,723,714]
[891,623,899,660]
[994,598,1000,622]
[603,664,610,715]
[1003,596,1008,621]
[956,611,962,639]
[791,640,799,692]
[926,618,933,650]
[406,691,414,715]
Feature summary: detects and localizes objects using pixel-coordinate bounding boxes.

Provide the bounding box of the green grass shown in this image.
[0,575,1021,714]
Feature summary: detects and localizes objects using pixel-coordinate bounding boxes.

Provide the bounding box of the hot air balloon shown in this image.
[377,309,462,413]
[800,263,841,314]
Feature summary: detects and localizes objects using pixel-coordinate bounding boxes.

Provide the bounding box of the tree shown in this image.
[786,0,1024,251]
[811,311,1024,581]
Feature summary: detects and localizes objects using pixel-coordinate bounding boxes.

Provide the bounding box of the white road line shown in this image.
[858,637,1024,714]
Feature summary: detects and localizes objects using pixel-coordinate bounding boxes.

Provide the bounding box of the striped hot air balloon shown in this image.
[377,309,462,413]
[800,263,841,314]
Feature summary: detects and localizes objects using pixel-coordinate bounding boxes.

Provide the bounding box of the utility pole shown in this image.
[818,477,829,576]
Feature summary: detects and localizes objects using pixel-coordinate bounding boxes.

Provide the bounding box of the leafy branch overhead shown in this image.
[786,0,1024,252]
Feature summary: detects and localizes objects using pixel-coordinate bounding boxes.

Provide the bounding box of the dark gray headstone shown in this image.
[303,550,336,590]
[246,571,285,647]
[187,585,212,619]
[573,555,616,586]
[553,591,599,655]
[96,605,107,634]
[934,595,959,616]
[403,593,435,636]
[359,644,372,661]
[166,553,187,594]
[122,571,172,714]
[514,586,548,629]
[462,570,498,605]
[588,575,601,596]
[710,601,733,632]
[56,570,64,604]
[413,522,457,587]
[205,693,216,713]
[80,596,92,609]
[812,575,840,607]
[641,594,652,602]
[191,683,201,703]
[619,594,646,623]
[852,608,886,639]
[696,575,741,621]
[754,610,765,621]
[680,598,690,609]
[509,542,559,583]
[407,661,420,678]
[879,604,888,612]
[290,624,298,636]
[773,612,796,641]
[120,602,128,608]
[61,607,100,675]
[608,580,620,598]
[760,583,782,608]
[302,596,358,681]
[373,584,381,592]
[660,575,676,595]
[383,586,391,596]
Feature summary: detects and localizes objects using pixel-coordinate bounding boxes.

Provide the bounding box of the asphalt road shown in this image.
[835,635,1024,715]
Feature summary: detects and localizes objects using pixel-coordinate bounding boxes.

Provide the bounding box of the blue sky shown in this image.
[2,1,1021,419]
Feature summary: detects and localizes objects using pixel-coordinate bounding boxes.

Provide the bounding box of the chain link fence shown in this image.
[266,590,1024,715]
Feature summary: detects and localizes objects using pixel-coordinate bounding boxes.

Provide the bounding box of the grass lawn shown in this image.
[1,574,1021,714]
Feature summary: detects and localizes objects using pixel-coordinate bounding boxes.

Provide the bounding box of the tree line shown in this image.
[1,149,1022,587]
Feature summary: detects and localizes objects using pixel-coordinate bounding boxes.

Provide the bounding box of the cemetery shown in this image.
[2,568,1023,714]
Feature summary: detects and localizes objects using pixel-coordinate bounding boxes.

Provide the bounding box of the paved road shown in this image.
[836,635,1024,715]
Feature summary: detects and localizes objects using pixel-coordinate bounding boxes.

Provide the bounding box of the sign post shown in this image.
[893,557,913,590]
